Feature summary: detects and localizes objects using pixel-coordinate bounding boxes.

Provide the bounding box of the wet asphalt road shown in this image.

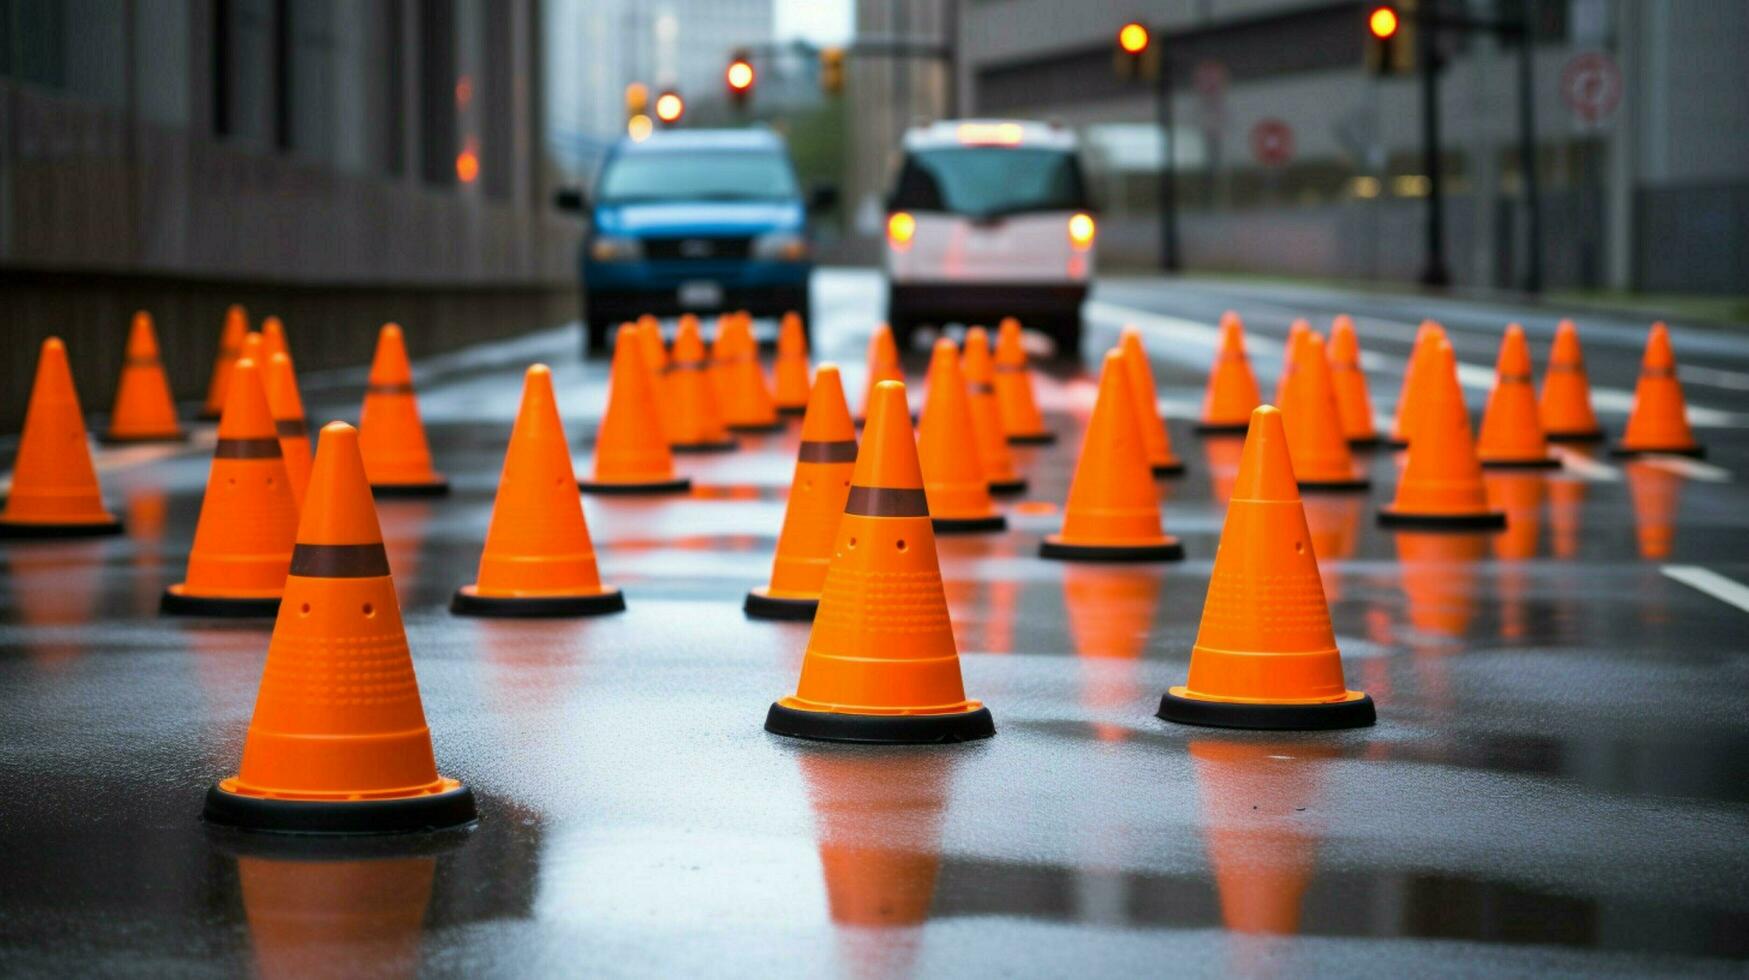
[2,269,1747,977]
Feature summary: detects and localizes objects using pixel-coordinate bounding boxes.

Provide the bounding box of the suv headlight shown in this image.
[752,232,809,261]
[589,235,642,262]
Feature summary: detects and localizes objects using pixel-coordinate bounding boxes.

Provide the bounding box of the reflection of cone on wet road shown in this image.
[961,328,1027,495]
[1203,433,1245,508]
[858,323,905,423]
[1625,460,1683,560]
[162,358,299,617]
[919,340,1005,533]
[1378,341,1506,530]
[1613,322,1705,458]
[774,311,812,415]
[1389,321,1443,447]
[358,324,449,497]
[1484,471,1546,561]
[1548,476,1586,560]
[1393,530,1485,638]
[1189,740,1327,937]
[664,314,737,453]
[995,317,1053,444]
[204,421,476,834]
[1327,315,1379,447]
[1,338,124,538]
[1119,327,1185,476]
[1041,350,1182,562]
[1540,319,1604,442]
[1477,324,1560,469]
[1302,493,1364,602]
[579,326,691,495]
[1159,406,1374,730]
[1197,312,1262,434]
[455,365,624,617]
[746,364,856,621]
[764,380,995,744]
[237,854,437,980]
[104,311,186,444]
[1280,331,1369,490]
[265,353,313,510]
[202,304,249,419]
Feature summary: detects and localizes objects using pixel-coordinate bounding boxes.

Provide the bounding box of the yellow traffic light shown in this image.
[654,90,684,124]
[727,59,754,93]
[1117,22,1150,55]
[1368,5,1399,39]
[624,82,649,118]
[820,46,846,96]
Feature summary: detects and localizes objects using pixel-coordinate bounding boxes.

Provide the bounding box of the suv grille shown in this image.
[642,236,754,261]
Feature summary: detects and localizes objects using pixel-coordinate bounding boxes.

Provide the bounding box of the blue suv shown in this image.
[570,129,830,356]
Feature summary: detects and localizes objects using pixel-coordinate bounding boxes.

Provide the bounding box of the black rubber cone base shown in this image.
[933,513,1007,534]
[1377,507,1506,530]
[99,431,189,446]
[672,438,739,454]
[1299,476,1372,493]
[765,703,995,744]
[370,479,450,498]
[0,516,124,539]
[1610,444,1707,460]
[1157,690,1375,731]
[578,475,692,495]
[1040,535,1184,562]
[1481,455,1564,470]
[1152,461,1187,477]
[203,784,478,836]
[744,589,819,621]
[988,478,1028,497]
[777,405,807,417]
[1546,429,1605,443]
[161,587,280,618]
[1007,431,1056,446]
[450,586,624,618]
[728,420,786,435]
[1347,435,1383,450]
[1193,421,1249,435]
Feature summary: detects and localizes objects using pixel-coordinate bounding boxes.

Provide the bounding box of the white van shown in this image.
[884,120,1096,356]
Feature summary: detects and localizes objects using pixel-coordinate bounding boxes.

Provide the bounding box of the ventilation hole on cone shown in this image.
[1294,540,1305,554]
[896,539,907,551]
[227,477,237,487]
[803,479,813,491]
[362,602,376,617]
[848,537,857,549]
[300,603,311,616]
[265,476,274,486]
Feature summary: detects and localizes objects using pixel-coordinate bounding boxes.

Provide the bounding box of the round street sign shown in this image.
[1560,51,1623,125]
[1250,118,1294,167]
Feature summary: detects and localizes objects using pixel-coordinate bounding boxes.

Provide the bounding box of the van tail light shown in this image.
[887,211,917,247]
[1068,212,1096,250]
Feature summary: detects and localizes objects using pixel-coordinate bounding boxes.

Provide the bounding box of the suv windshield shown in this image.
[889,146,1089,217]
[597,150,799,204]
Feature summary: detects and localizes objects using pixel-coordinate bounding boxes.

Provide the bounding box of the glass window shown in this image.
[890,147,1091,216]
[596,150,800,204]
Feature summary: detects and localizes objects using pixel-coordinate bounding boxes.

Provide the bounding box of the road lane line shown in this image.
[1640,455,1732,483]
[1549,448,1620,482]
[1662,566,1749,614]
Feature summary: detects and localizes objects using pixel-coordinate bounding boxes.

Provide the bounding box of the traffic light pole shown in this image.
[1417,11,1450,287]
[1155,41,1181,273]
[1517,3,1542,294]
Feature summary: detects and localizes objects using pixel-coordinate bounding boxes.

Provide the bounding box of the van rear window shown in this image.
[889,147,1089,218]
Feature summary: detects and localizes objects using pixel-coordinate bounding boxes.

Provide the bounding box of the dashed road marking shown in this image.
[1550,448,1621,482]
[1662,566,1749,614]
[1640,455,1732,483]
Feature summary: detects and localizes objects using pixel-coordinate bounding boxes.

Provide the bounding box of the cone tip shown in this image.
[526,362,552,380]
[1233,405,1300,501]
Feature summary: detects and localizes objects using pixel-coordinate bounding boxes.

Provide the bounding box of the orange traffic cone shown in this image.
[994,317,1053,444]
[1389,321,1442,447]
[720,315,782,433]
[1378,340,1506,529]
[858,323,905,423]
[358,323,449,496]
[1196,311,1262,433]
[162,358,299,616]
[580,325,691,494]
[1273,319,1311,406]
[201,304,249,419]
[961,327,1027,494]
[636,315,668,385]
[264,352,313,510]
[1158,406,1375,730]
[1119,327,1185,476]
[0,338,123,538]
[763,380,995,743]
[1327,314,1379,447]
[1041,350,1182,561]
[774,310,812,416]
[259,315,290,361]
[1613,322,1705,458]
[664,314,737,453]
[1540,319,1604,441]
[203,421,476,834]
[745,364,857,620]
[103,311,187,444]
[454,365,624,616]
[1477,324,1560,469]
[1280,331,1370,490]
[919,339,1005,533]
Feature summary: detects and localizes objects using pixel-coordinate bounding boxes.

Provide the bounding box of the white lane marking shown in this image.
[1549,448,1621,482]
[1662,566,1749,613]
[1090,300,1749,429]
[1640,455,1732,483]
[1678,364,1749,391]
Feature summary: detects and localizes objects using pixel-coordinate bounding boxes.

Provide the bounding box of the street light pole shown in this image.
[1517,3,1543,293]
[1417,6,1450,287]
[1155,39,1181,273]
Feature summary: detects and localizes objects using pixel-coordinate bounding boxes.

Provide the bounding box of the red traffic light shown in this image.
[1368,5,1400,39]
[1117,22,1150,55]
[654,90,684,124]
[726,58,754,93]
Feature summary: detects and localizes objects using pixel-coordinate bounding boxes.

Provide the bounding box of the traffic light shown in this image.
[1113,21,1157,80]
[820,46,845,96]
[1365,4,1416,76]
[726,51,755,107]
[654,89,684,126]
[624,82,649,121]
